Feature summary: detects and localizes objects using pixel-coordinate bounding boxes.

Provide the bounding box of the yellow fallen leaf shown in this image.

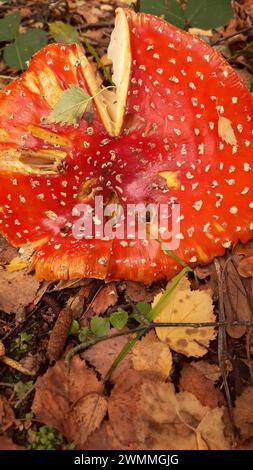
[153,277,216,357]
[132,331,172,379]
[6,257,28,273]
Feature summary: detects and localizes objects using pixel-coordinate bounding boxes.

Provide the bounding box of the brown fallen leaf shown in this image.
[190,360,221,383]
[0,436,23,450]
[238,255,253,278]
[32,356,106,448]
[180,363,225,409]
[108,370,230,450]
[82,330,131,381]
[0,267,40,321]
[119,280,162,303]
[47,308,73,362]
[132,331,172,380]
[0,396,15,432]
[0,236,17,265]
[83,330,172,381]
[91,282,118,315]
[154,277,216,357]
[234,386,253,443]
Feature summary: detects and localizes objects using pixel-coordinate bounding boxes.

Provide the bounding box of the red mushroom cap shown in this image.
[1,8,253,284]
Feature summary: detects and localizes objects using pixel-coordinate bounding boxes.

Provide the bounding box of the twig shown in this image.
[14,384,36,409]
[246,328,253,385]
[78,21,115,32]
[0,382,14,388]
[214,258,236,441]
[151,320,253,328]
[212,27,253,46]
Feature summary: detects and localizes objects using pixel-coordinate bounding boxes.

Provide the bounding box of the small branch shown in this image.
[0,382,14,388]
[14,384,36,409]
[78,21,115,32]
[212,27,253,46]
[151,320,253,328]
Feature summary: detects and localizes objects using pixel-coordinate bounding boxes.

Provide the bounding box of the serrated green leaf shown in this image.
[49,21,80,44]
[78,326,91,343]
[4,28,48,70]
[0,12,20,42]
[110,309,128,330]
[90,316,110,337]
[141,0,185,29]
[185,0,233,29]
[48,84,91,125]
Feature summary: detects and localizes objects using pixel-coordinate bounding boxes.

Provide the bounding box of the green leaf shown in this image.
[4,29,48,70]
[140,0,185,29]
[48,84,91,125]
[68,319,79,336]
[185,0,233,29]
[49,21,80,44]
[110,309,128,330]
[250,83,253,93]
[0,12,20,42]
[90,316,110,337]
[78,326,91,343]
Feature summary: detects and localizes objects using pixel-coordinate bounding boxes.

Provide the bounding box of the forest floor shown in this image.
[1,0,253,451]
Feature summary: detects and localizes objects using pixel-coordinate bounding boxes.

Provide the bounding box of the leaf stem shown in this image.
[82,36,114,85]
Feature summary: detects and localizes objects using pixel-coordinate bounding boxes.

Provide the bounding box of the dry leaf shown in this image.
[0,396,15,432]
[108,371,230,450]
[234,387,253,442]
[154,277,216,357]
[91,282,118,315]
[0,436,23,450]
[180,363,224,409]
[132,331,172,380]
[82,330,131,381]
[32,356,107,448]
[0,267,40,320]
[119,280,161,303]
[83,330,172,381]
[0,236,17,265]
[191,360,221,383]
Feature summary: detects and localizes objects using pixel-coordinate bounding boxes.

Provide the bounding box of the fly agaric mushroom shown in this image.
[1,8,253,284]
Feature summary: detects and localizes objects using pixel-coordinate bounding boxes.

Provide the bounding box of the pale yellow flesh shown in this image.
[81,7,131,137]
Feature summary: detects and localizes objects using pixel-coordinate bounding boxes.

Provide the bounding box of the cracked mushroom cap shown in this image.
[1,8,253,284]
